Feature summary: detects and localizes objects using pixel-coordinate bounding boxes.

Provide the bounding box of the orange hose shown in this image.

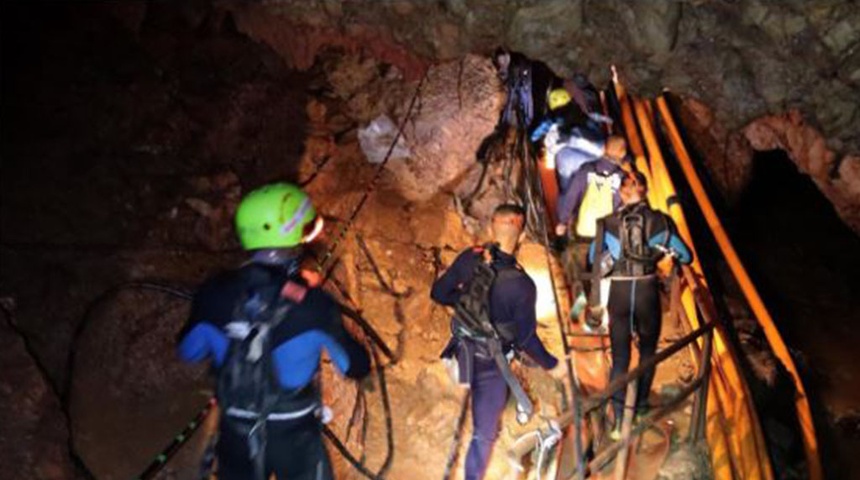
[637,98,774,480]
[655,95,822,480]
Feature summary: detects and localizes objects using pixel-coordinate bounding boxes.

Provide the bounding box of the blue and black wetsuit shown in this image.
[178,260,370,480]
[432,245,557,480]
[589,201,692,423]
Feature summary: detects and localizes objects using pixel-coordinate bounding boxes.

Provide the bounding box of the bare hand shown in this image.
[548,360,569,380]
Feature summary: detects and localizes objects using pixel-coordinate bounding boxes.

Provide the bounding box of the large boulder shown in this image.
[68,287,209,480]
[0,305,77,480]
[331,54,503,203]
[384,55,503,202]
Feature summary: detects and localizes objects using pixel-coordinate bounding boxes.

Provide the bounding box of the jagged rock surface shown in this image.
[217,0,860,233]
[0,309,77,480]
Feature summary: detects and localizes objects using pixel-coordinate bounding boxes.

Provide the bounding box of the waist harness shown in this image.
[216,266,315,480]
[452,246,534,421]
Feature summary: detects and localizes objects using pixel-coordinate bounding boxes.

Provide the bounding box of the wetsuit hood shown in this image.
[249,248,302,277]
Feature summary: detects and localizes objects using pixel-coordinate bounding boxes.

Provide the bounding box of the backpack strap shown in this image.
[589,217,607,308]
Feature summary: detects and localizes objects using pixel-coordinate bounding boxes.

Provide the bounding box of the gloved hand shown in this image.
[654,244,678,259]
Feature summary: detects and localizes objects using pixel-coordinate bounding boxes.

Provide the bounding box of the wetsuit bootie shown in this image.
[583,305,604,332]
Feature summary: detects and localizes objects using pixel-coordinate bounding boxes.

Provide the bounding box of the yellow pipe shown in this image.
[616,84,737,479]
[655,95,822,480]
[636,98,774,479]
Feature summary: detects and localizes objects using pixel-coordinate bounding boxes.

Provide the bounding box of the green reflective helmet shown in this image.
[235,183,323,250]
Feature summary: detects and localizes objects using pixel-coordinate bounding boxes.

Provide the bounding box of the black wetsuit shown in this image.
[432,246,557,480]
[178,260,370,480]
[590,201,692,422]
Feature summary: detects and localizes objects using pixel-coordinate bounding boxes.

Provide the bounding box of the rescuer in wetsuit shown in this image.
[177,183,370,480]
[554,136,628,323]
[431,204,564,480]
[589,171,692,438]
[531,88,606,192]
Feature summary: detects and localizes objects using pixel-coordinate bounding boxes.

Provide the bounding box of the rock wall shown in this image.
[0,306,77,480]
[211,0,860,233]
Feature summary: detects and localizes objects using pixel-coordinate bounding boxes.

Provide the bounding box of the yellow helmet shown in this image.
[548,88,571,110]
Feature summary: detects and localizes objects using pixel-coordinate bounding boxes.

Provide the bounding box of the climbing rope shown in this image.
[513,110,588,480]
[103,75,432,478]
[66,281,397,480]
[318,71,428,282]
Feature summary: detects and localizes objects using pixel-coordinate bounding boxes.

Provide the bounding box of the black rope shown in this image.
[462,127,505,208]
[83,280,397,480]
[318,71,428,281]
[441,392,471,480]
[516,121,588,480]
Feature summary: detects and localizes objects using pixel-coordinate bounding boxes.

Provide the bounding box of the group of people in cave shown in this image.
[174,51,690,480]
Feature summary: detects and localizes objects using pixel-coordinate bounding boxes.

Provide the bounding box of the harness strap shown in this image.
[225,402,319,421]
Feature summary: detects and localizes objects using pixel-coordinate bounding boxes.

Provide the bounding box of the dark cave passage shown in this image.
[728,149,860,479]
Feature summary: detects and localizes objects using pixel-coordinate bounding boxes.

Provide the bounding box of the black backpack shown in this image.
[452,245,534,421]
[453,246,522,345]
[619,207,668,276]
[216,273,294,477]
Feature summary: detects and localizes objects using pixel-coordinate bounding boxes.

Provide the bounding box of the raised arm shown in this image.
[430,249,476,307]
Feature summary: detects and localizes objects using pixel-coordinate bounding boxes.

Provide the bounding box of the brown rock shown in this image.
[0,311,76,480]
[743,111,860,234]
[676,97,754,205]
[69,288,208,480]
[382,55,503,202]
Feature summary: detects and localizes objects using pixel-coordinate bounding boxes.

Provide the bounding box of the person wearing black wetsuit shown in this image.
[431,204,562,480]
[178,183,370,480]
[589,171,692,437]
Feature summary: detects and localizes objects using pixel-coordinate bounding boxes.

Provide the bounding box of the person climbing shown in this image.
[589,171,692,439]
[432,204,563,480]
[564,72,613,132]
[177,182,370,480]
[531,87,606,192]
[554,135,629,322]
[494,48,554,130]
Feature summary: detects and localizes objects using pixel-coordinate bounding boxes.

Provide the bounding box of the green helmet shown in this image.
[235,183,322,250]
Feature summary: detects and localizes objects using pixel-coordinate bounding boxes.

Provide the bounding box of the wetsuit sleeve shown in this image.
[512,278,558,370]
[178,324,229,366]
[176,276,232,367]
[430,250,475,307]
[320,297,371,380]
[557,166,588,225]
[649,215,693,265]
[588,223,621,265]
[531,119,554,142]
